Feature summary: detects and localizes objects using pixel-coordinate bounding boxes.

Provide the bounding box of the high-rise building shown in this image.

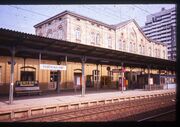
[142,7,176,61]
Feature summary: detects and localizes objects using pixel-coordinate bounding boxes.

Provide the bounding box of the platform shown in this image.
[0,89,176,121]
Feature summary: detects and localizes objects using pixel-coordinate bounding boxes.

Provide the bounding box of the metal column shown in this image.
[147,65,151,90]
[65,56,68,88]
[121,62,124,93]
[96,64,99,91]
[57,60,61,94]
[38,52,41,81]
[81,57,86,97]
[159,69,161,86]
[9,47,15,104]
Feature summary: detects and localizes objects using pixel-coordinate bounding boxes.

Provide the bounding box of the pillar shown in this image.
[81,56,86,97]
[147,65,151,90]
[57,60,61,94]
[96,64,99,91]
[65,56,68,88]
[121,62,124,93]
[38,53,41,82]
[159,69,161,86]
[9,47,15,104]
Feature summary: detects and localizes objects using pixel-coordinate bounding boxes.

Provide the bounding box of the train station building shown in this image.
[0,10,176,103]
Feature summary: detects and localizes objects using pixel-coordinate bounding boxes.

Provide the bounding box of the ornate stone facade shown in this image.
[34,10,168,59]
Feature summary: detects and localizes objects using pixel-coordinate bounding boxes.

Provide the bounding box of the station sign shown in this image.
[40,64,66,70]
[112,68,126,73]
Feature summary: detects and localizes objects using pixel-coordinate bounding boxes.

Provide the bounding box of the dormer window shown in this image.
[91,32,95,44]
[96,33,100,45]
[108,36,112,48]
[75,26,81,41]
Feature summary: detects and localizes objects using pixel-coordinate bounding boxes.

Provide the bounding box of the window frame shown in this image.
[75,26,81,41]
[96,33,100,45]
[108,36,112,48]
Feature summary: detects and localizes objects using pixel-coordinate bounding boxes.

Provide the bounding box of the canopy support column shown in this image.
[9,47,15,104]
[121,62,124,93]
[81,56,86,97]
[147,65,151,90]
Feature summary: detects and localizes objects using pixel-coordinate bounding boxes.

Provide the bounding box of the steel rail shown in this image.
[137,109,176,122]
[13,95,175,122]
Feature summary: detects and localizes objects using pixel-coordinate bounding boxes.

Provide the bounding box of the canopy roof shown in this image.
[0,28,176,70]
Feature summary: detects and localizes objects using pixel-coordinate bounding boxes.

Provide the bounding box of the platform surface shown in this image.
[0,89,176,113]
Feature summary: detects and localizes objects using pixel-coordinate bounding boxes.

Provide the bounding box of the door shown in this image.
[74,73,82,88]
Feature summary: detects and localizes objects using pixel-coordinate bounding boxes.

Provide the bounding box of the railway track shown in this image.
[137,109,176,121]
[10,94,175,122]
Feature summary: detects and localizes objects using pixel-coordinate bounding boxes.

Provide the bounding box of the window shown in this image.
[21,71,35,81]
[155,48,158,57]
[123,41,126,51]
[0,66,2,84]
[92,70,99,81]
[119,39,122,50]
[108,36,112,48]
[139,44,142,54]
[142,45,145,54]
[58,25,63,40]
[75,27,81,41]
[107,70,113,81]
[158,49,161,58]
[133,43,136,53]
[91,32,95,44]
[149,47,152,56]
[129,42,132,52]
[20,66,36,81]
[50,71,58,82]
[46,29,53,38]
[163,50,166,59]
[96,33,100,45]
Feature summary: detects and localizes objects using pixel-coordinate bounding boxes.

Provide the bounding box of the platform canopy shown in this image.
[0,28,176,71]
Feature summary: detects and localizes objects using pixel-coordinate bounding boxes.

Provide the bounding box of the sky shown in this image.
[0,4,176,34]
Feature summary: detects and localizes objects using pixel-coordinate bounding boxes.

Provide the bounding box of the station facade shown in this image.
[0,11,176,95]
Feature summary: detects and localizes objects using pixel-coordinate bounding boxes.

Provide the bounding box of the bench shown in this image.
[15,81,42,96]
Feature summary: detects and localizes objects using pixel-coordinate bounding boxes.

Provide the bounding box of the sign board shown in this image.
[40,64,66,70]
[112,69,121,73]
[112,68,126,73]
[149,78,153,85]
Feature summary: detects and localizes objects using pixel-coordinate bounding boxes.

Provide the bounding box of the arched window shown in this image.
[129,42,132,52]
[163,50,166,59]
[75,26,81,41]
[58,25,63,40]
[96,33,100,45]
[155,48,158,57]
[91,32,95,44]
[142,45,145,55]
[133,43,136,53]
[46,29,53,38]
[119,39,122,50]
[123,41,126,51]
[139,44,142,54]
[108,36,112,48]
[149,47,152,56]
[158,49,161,58]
